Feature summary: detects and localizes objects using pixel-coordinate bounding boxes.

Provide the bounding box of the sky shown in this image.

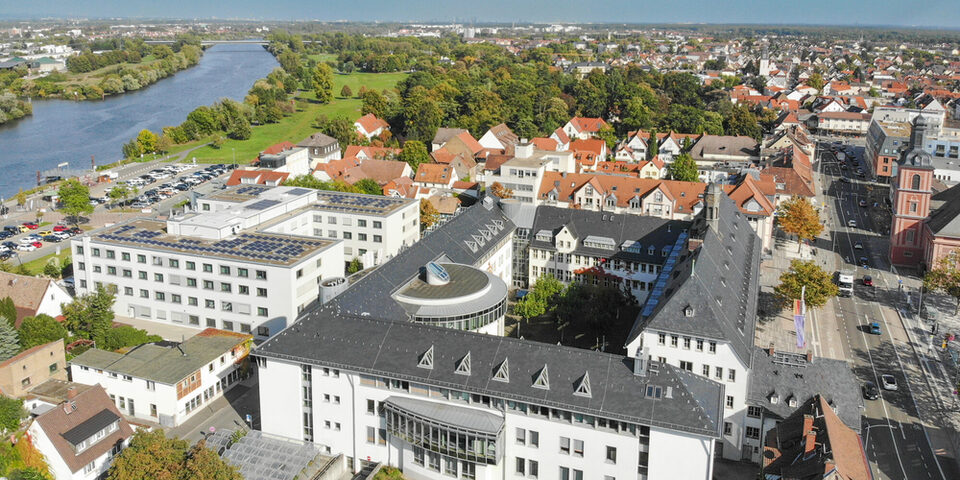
[3,0,959,29]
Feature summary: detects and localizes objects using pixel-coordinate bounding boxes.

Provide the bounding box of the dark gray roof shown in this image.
[747,348,861,431]
[529,206,690,264]
[629,195,761,365]
[433,128,468,146]
[296,132,339,149]
[61,409,119,446]
[926,183,960,238]
[323,199,515,319]
[256,312,723,437]
[384,396,504,434]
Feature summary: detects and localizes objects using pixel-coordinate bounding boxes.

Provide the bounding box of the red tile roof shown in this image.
[570,138,606,156]
[343,145,402,160]
[225,170,291,186]
[531,137,559,151]
[415,163,455,185]
[262,141,296,155]
[569,116,608,133]
[355,113,389,134]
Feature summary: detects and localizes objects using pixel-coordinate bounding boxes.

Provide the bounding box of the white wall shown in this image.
[257,358,304,441]
[647,427,715,480]
[29,421,116,480]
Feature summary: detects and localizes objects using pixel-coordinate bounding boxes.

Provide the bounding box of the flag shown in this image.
[794,288,806,349]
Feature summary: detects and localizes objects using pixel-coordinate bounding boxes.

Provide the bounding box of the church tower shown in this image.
[890,116,934,267]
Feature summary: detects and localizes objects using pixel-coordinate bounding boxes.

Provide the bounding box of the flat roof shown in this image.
[397,263,489,300]
[91,219,337,267]
[313,190,415,216]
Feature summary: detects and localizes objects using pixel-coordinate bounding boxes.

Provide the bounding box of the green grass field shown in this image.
[185,71,406,163]
[307,53,338,63]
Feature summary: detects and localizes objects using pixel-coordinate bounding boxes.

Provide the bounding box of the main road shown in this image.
[816,143,958,480]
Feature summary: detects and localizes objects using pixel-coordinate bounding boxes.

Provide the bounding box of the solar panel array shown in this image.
[315,191,406,215]
[641,232,689,318]
[235,185,272,197]
[286,188,311,196]
[97,223,330,265]
[207,429,326,480]
[246,199,281,211]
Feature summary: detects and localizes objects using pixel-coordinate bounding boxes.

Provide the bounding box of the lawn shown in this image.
[19,251,71,276]
[307,53,338,63]
[54,56,165,87]
[185,71,407,163]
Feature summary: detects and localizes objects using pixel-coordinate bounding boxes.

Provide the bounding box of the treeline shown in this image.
[66,49,142,73]
[0,92,32,125]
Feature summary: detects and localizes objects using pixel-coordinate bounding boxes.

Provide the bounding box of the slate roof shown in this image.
[926,182,960,238]
[316,199,515,320]
[629,194,762,365]
[33,385,133,473]
[529,206,690,264]
[70,328,250,385]
[256,313,723,437]
[296,132,338,149]
[747,348,862,431]
[432,128,468,147]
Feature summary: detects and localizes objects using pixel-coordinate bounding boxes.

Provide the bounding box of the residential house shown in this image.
[414,163,459,189]
[69,328,252,427]
[344,145,403,161]
[815,111,871,135]
[257,146,311,177]
[0,271,73,327]
[478,123,519,152]
[354,113,390,140]
[483,142,576,203]
[225,170,290,187]
[549,127,572,151]
[562,117,609,140]
[297,133,342,165]
[431,128,468,152]
[28,385,134,480]
[0,340,66,397]
[340,159,413,187]
[761,395,870,480]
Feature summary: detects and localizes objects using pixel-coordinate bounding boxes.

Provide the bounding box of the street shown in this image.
[816,142,959,480]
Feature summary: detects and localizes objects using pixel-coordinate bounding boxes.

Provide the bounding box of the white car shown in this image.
[854,241,863,249]
[880,374,898,391]
[847,219,857,228]
[53,231,71,240]
[16,243,37,251]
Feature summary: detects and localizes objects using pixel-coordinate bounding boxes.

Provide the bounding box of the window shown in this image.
[367,399,376,414]
[107,266,117,275]
[560,437,570,454]
[137,254,146,263]
[658,333,665,345]
[203,264,213,273]
[222,321,234,331]
[171,294,182,303]
[683,337,691,349]
[606,445,617,463]
[92,248,101,257]
[239,285,249,295]
[728,369,736,382]
[257,287,267,297]
[154,273,164,282]
[747,406,762,418]
[122,269,132,278]
[529,430,539,447]
[343,232,352,240]
[186,261,195,270]
[187,278,197,287]
[124,287,133,296]
[221,283,232,293]
[413,447,424,465]
[256,270,267,280]
[257,307,268,317]
[746,426,761,439]
[205,299,215,309]
[912,174,921,190]
[726,395,734,408]
[358,233,367,241]
[203,280,214,290]
[516,428,526,445]
[679,361,692,371]
[366,426,375,444]
[373,221,382,229]
[516,457,526,475]
[373,235,382,243]
[139,289,149,298]
[573,439,583,457]
[560,467,569,480]
[296,269,303,279]
[724,422,732,435]
[696,339,704,351]
[529,460,539,478]
[48,363,58,373]
[220,265,231,275]
[238,268,248,277]
[188,297,198,306]
[83,461,95,474]
[709,341,717,353]
[222,301,233,312]
[715,366,723,379]
[670,335,678,347]
[702,364,710,376]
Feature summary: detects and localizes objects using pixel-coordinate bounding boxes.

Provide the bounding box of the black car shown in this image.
[43,235,62,243]
[3,225,19,233]
[0,231,11,239]
[863,381,880,400]
[2,241,16,249]
[68,227,83,235]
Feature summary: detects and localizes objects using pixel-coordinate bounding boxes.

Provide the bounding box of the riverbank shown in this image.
[181,71,407,163]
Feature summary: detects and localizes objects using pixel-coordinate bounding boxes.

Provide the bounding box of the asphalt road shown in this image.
[818,143,954,480]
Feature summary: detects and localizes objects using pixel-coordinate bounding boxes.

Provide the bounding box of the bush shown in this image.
[101,325,162,351]
[0,396,25,433]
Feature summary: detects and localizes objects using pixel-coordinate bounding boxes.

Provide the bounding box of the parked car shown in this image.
[2,241,16,250]
[868,321,881,335]
[863,381,880,400]
[840,176,851,183]
[16,243,37,251]
[847,219,857,228]
[53,232,70,240]
[0,231,12,240]
[3,225,20,233]
[19,236,38,244]
[53,224,68,232]
[859,256,869,268]
[68,227,83,235]
[854,241,863,249]
[43,235,62,243]
[880,374,898,391]
[21,222,38,229]
[863,275,873,287]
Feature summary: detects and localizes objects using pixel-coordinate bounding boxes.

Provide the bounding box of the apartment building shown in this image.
[69,328,251,427]
[527,206,690,303]
[72,186,345,339]
[625,185,762,462]
[483,142,575,203]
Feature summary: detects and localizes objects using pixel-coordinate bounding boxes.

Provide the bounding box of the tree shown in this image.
[57,179,94,226]
[360,90,388,118]
[0,318,19,361]
[419,198,439,231]
[924,250,960,315]
[667,153,699,182]
[0,395,25,433]
[353,178,382,195]
[774,259,838,309]
[776,196,823,252]
[156,135,174,154]
[311,63,334,104]
[340,61,356,74]
[101,325,163,351]
[17,314,67,351]
[340,85,353,98]
[122,139,142,159]
[15,189,26,208]
[513,293,546,321]
[43,260,62,278]
[62,286,116,344]
[0,296,16,325]
[646,129,659,160]
[807,72,825,92]
[276,49,301,74]
[107,429,241,480]
[346,258,363,274]
[490,182,513,199]
[109,184,130,206]
[596,125,617,151]
[136,129,158,154]
[398,140,429,171]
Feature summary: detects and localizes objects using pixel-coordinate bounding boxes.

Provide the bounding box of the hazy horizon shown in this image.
[1,0,958,30]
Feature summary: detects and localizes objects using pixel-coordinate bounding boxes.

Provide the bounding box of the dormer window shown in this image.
[684,305,695,317]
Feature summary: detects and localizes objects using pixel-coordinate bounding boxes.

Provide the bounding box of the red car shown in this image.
[22,222,38,229]
[863,275,873,287]
[53,225,68,232]
[30,241,42,248]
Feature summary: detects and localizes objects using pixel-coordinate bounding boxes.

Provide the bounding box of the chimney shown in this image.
[806,351,813,363]
[802,414,816,453]
[768,343,775,356]
[66,387,78,400]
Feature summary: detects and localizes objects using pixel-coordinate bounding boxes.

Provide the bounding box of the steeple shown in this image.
[704,181,722,232]
[903,115,933,168]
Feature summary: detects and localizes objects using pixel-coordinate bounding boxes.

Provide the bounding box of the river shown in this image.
[0,43,279,198]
